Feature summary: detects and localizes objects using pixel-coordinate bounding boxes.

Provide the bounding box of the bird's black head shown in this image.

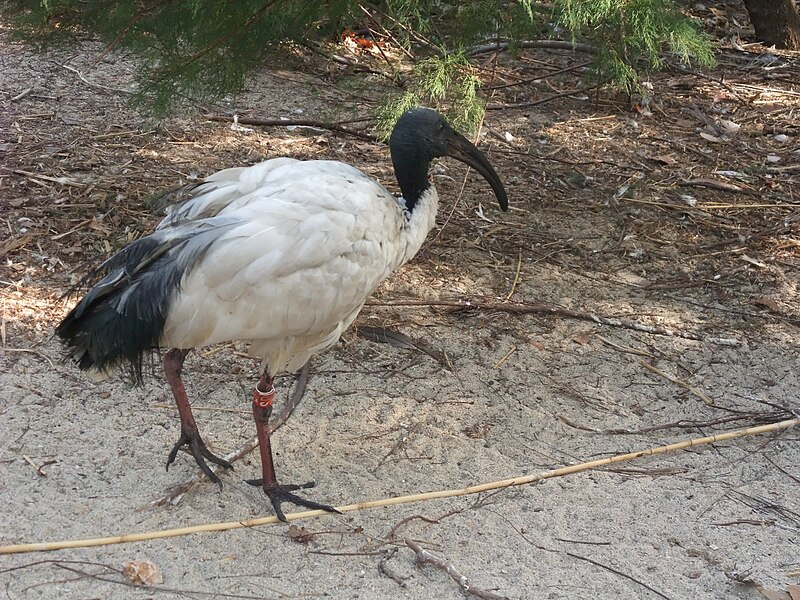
[389,108,508,212]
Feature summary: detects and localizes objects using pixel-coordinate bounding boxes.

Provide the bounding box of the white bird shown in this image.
[56,107,508,520]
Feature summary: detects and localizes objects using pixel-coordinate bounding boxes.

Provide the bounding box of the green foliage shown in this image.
[377,52,484,138]
[11,0,361,113]
[554,0,715,92]
[9,0,716,124]
[381,1,545,51]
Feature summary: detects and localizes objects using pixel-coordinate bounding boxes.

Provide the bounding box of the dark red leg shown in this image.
[245,373,339,522]
[164,348,232,483]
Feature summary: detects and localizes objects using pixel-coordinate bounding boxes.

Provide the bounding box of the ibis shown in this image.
[56,107,508,520]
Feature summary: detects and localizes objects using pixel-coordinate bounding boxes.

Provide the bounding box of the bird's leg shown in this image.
[163,348,232,484]
[245,373,339,522]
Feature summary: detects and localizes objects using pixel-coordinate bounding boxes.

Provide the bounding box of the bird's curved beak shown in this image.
[445,132,509,211]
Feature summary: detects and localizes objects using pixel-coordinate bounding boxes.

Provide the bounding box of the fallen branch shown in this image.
[679,178,755,195]
[469,39,597,56]
[405,538,508,600]
[148,362,310,507]
[2,418,795,555]
[365,298,741,346]
[205,114,377,141]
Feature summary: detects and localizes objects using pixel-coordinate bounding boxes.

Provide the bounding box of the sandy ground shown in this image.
[1,12,799,600]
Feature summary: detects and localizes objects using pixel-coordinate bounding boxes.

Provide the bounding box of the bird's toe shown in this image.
[166,427,231,485]
[245,479,339,522]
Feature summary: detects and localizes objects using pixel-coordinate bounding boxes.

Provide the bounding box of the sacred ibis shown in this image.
[56,107,508,520]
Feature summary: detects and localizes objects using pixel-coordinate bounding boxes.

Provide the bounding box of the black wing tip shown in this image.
[55,284,160,387]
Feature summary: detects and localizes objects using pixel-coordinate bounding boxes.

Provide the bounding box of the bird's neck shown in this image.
[399,187,439,266]
[392,147,432,213]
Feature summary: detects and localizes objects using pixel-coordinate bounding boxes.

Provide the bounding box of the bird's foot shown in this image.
[166,427,233,484]
[245,478,340,522]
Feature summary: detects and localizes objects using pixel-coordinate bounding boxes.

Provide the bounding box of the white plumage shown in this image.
[160,158,439,374]
[57,107,507,520]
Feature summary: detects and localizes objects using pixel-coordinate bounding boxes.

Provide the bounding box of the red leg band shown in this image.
[253,385,276,409]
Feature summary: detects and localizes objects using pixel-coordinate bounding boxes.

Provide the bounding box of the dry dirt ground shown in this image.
[1,8,799,600]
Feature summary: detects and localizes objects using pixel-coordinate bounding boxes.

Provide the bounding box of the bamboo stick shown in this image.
[1,418,795,555]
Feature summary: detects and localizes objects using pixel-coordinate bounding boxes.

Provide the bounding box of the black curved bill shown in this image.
[445,132,509,211]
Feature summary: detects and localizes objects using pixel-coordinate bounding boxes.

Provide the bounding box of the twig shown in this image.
[357,4,414,59]
[504,251,522,300]
[22,455,56,477]
[371,423,420,473]
[309,549,386,556]
[148,362,310,507]
[639,361,714,405]
[492,347,516,369]
[386,494,503,541]
[667,61,747,103]
[0,347,56,369]
[61,63,134,95]
[764,455,800,486]
[365,5,442,54]
[378,547,409,587]
[662,294,800,328]
[693,216,800,251]
[597,335,656,358]
[727,490,800,527]
[486,79,609,110]
[11,87,33,102]
[566,552,673,600]
[302,41,403,86]
[1,419,795,554]
[405,538,508,600]
[365,298,741,346]
[487,61,593,90]
[386,514,442,540]
[50,562,271,599]
[558,412,785,435]
[712,519,776,527]
[8,169,85,188]
[150,403,248,414]
[205,114,377,141]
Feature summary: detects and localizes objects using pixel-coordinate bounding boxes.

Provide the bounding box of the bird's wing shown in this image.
[156,158,301,228]
[56,215,244,381]
[160,159,409,352]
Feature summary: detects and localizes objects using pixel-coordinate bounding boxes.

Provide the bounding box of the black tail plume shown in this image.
[56,235,183,384]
